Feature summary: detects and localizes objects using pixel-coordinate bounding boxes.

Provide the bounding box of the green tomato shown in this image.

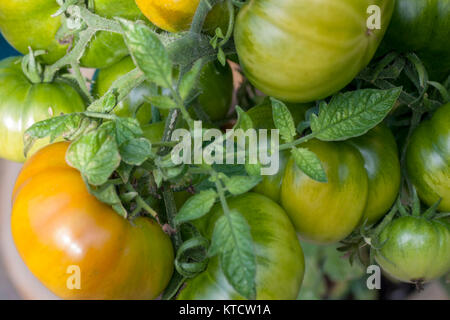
[0,0,145,68]
[381,0,450,80]
[194,60,233,122]
[281,139,369,244]
[406,103,450,212]
[94,57,233,124]
[0,57,85,162]
[234,0,394,102]
[375,216,450,283]
[347,125,401,225]
[178,193,305,300]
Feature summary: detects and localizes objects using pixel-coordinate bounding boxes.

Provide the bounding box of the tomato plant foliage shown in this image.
[3,0,450,300]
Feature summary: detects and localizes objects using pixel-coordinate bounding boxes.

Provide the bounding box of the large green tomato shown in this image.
[281,126,401,243]
[234,0,394,102]
[375,216,450,284]
[0,0,145,68]
[281,139,369,244]
[347,125,401,225]
[177,193,305,300]
[381,0,450,79]
[247,103,401,239]
[406,103,450,212]
[0,57,85,162]
[94,57,233,124]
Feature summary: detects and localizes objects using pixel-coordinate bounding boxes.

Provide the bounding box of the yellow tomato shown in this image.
[135,0,229,33]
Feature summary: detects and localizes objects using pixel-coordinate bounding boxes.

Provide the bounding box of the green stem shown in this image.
[169,86,195,129]
[77,6,122,33]
[215,177,230,214]
[43,28,96,82]
[126,184,158,218]
[83,112,117,120]
[279,132,317,151]
[218,0,235,47]
[43,5,122,85]
[373,202,398,237]
[136,196,158,218]
[71,62,93,102]
[88,68,145,112]
[190,0,222,34]
[163,188,183,250]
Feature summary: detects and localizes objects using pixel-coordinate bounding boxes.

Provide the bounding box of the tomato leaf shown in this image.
[83,179,127,218]
[99,90,118,113]
[175,189,217,225]
[271,98,296,143]
[235,106,254,130]
[23,113,83,156]
[223,175,262,196]
[208,210,256,299]
[146,96,178,110]
[67,128,121,186]
[101,117,143,146]
[116,162,133,183]
[178,60,203,101]
[245,163,262,177]
[310,88,401,141]
[119,19,173,88]
[119,137,153,165]
[291,147,327,183]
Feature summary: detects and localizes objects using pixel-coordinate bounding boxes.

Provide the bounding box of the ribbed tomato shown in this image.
[375,216,450,284]
[406,103,450,211]
[11,142,174,299]
[0,57,85,162]
[234,0,394,102]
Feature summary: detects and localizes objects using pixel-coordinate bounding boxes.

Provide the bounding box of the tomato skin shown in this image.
[281,140,369,244]
[177,193,304,300]
[381,0,450,79]
[11,142,174,299]
[234,0,394,103]
[0,57,85,162]
[347,125,401,225]
[0,0,144,68]
[135,0,229,34]
[406,103,450,212]
[94,57,233,124]
[375,216,450,283]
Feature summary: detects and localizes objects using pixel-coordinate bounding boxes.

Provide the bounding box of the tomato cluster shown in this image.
[250,104,401,243]
[0,0,449,301]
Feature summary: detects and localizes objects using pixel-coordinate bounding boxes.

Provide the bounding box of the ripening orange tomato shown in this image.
[11,142,174,299]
